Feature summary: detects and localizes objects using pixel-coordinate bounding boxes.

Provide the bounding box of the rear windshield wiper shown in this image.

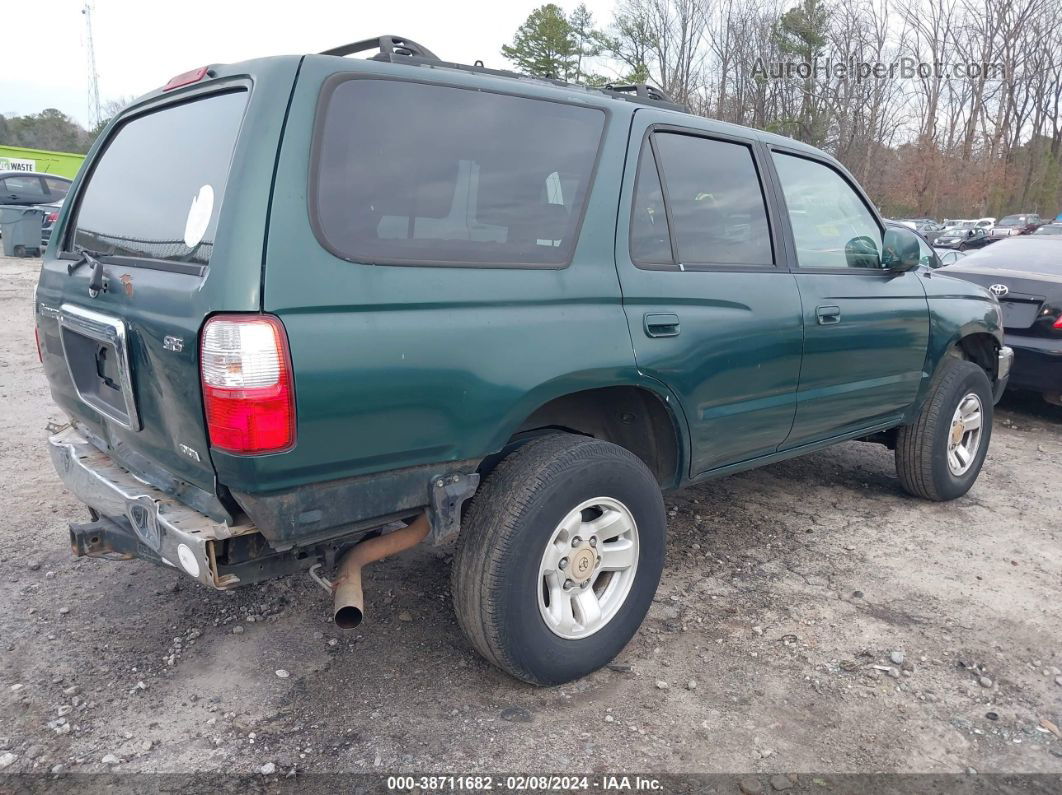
[67,245,109,296]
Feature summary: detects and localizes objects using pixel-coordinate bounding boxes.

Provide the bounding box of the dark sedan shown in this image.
[934,225,992,250]
[939,237,1061,406]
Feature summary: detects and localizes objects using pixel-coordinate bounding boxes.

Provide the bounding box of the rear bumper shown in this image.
[1003,336,1062,393]
[48,424,256,589]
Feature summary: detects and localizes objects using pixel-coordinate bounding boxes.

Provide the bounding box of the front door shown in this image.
[767,149,930,448]
[614,114,804,476]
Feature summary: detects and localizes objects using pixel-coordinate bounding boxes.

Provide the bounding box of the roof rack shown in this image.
[318,35,688,112]
[603,83,676,104]
[320,35,441,62]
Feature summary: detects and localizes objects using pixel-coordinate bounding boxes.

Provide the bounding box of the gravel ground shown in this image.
[1,254,1061,778]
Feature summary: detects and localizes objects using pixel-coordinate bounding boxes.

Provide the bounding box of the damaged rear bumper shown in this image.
[48,425,256,589]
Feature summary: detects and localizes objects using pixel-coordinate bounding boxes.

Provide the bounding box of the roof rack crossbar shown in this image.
[321,35,441,62]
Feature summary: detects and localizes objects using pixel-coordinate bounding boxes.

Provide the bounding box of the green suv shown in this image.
[36,37,1012,685]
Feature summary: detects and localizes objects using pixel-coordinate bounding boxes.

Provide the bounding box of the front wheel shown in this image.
[451,434,666,685]
[896,358,993,500]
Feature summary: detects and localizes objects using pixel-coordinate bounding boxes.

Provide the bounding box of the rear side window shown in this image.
[312,79,605,268]
[69,90,247,267]
[652,133,773,267]
[44,177,70,200]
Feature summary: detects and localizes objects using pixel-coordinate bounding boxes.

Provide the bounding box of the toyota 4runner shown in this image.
[35,36,1012,685]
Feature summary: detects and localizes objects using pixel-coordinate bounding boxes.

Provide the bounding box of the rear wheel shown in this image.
[896,358,993,500]
[451,434,665,685]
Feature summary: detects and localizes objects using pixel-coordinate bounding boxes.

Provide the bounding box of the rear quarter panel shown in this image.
[222,58,648,494]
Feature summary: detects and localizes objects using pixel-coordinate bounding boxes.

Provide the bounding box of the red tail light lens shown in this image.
[200,315,295,454]
[1054,314,1062,329]
[45,211,58,224]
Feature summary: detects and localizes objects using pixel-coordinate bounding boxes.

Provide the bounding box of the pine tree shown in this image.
[502,4,579,80]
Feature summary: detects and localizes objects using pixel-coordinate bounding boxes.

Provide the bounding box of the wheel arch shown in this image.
[484,378,689,490]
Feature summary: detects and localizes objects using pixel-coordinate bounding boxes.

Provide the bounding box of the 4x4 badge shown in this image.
[163,336,184,352]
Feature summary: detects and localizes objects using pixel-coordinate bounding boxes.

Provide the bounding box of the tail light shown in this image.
[1054,314,1062,329]
[200,315,295,454]
[45,211,58,225]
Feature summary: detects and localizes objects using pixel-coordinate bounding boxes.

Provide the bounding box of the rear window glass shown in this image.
[69,90,247,266]
[313,79,605,267]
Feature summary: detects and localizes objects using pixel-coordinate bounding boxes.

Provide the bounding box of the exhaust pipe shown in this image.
[331,513,430,629]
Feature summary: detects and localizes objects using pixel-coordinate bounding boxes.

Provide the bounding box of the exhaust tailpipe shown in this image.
[332,513,430,629]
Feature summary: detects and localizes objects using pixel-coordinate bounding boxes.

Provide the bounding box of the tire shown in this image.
[451,434,666,685]
[896,358,993,501]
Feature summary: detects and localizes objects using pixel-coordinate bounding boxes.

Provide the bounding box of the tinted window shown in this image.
[773,153,881,269]
[70,91,247,265]
[44,177,70,199]
[629,142,673,266]
[653,133,772,266]
[314,80,604,267]
[997,215,1026,227]
[5,175,47,202]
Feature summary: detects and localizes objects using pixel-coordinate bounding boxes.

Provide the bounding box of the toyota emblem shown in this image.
[989,284,1009,297]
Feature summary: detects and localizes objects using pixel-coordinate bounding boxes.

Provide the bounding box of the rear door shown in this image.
[766,148,930,447]
[615,112,804,475]
[35,61,299,509]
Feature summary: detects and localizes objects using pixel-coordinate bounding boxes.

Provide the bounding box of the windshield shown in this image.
[68,90,247,267]
[997,215,1027,227]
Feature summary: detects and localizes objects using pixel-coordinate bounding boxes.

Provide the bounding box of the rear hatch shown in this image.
[35,59,300,518]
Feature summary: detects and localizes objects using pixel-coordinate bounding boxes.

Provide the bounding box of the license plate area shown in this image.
[999,300,1040,330]
[59,303,140,430]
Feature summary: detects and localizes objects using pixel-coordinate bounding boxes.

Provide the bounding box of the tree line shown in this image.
[502,0,1062,220]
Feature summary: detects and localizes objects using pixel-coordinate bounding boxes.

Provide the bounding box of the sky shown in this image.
[0,0,616,128]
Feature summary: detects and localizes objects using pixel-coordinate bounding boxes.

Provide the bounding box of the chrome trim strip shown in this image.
[998,346,1014,380]
[58,303,141,431]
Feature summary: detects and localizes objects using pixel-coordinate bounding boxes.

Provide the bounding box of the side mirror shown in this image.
[844,235,881,269]
[881,226,921,272]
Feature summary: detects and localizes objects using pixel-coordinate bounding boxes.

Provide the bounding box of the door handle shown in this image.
[816,305,841,325]
[643,313,680,337]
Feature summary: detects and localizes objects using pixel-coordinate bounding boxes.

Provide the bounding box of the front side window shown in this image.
[652,133,773,267]
[70,90,247,266]
[313,79,605,268]
[772,153,882,270]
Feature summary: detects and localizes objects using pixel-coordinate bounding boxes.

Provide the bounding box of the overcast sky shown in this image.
[1,0,616,128]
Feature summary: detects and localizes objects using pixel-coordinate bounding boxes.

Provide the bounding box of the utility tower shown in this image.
[82,1,102,128]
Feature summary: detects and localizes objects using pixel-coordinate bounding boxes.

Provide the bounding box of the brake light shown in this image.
[163,66,209,92]
[200,315,295,454]
[1054,314,1062,329]
[45,211,58,224]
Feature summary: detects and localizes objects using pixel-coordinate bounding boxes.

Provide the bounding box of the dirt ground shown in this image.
[1,253,1060,779]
